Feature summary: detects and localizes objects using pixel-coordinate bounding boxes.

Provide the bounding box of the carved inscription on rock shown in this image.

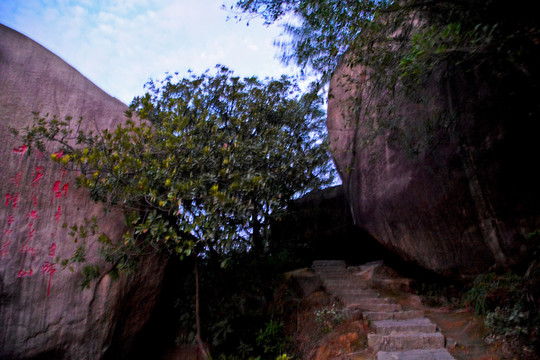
[1,144,70,297]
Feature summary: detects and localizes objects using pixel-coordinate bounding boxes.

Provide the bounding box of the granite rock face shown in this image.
[0,24,166,359]
[327,51,540,276]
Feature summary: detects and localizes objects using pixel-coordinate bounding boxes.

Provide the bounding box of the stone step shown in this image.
[347,301,402,312]
[317,275,351,279]
[368,332,445,352]
[322,279,366,285]
[324,285,377,292]
[315,268,349,272]
[352,297,394,304]
[321,279,354,284]
[333,292,380,299]
[314,266,348,270]
[323,277,369,283]
[330,293,378,302]
[318,274,354,279]
[324,283,369,290]
[340,295,388,305]
[364,310,425,321]
[377,349,455,360]
[372,318,437,335]
[341,307,364,319]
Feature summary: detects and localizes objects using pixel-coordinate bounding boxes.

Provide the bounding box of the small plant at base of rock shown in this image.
[463,255,540,359]
[314,302,344,333]
[256,320,290,358]
[275,354,294,360]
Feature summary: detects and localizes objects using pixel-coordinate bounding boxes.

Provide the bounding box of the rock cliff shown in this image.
[0,24,166,359]
[327,45,540,276]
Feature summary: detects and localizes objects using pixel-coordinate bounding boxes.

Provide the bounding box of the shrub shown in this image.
[314,302,344,333]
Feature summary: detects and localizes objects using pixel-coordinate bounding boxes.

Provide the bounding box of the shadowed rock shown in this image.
[327,39,540,277]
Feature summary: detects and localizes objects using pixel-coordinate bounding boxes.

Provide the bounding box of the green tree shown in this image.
[232,0,385,82]
[233,0,539,88]
[23,66,332,262]
[19,66,333,358]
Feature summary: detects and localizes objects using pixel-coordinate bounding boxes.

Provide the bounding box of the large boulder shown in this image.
[327,46,540,277]
[0,24,166,359]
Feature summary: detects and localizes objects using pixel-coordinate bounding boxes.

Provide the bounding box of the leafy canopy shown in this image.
[21,66,334,269]
[233,0,539,87]
[233,0,386,82]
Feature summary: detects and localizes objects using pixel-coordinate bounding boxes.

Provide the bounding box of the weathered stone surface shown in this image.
[327,37,540,276]
[285,268,323,297]
[377,349,455,360]
[368,332,445,352]
[0,24,166,359]
[312,260,454,358]
[372,318,437,335]
[364,310,424,322]
[349,301,401,312]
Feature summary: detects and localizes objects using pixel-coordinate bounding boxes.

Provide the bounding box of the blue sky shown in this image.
[0,0,295,104]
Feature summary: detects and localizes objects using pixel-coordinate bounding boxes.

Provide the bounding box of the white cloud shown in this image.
[0,0,294,104]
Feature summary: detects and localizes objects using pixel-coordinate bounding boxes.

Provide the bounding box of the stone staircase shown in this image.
[312,260,455,360]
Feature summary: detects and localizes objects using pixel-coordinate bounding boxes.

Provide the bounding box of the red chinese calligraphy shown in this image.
[61,183,69,197]
[52,181,61,198]
[32,166,45,186]
[26,210,39,220]
[13,144,29,165]
[13,144,28,156]
[20,244,38,256]
[52,181,69,199]
[53,150,64,160]
[5,193,19,208]
[54,206,62,222]
[42,262,56,297]
[0,241,11,257]
[48,243,56,258]
[4,215,15,237]
[17,268,34,278]
[28,223,35,239]
[10,172,22,187]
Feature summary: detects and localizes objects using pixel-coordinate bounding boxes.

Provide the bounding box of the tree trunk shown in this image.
[251,212,264,257]
[194,257,211,360]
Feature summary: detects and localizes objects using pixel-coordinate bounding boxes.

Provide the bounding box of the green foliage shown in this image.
[234,0,540,181]
[411,278,461,308]
[80,264,101,290]
[275,354,294,360]
[463,248,540,357]
[314,302,344,333]
[256,320,287,357]
[173,253,297,359]
[234,0,539,88]
[20,66,334,274]
[233,0,386,82]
